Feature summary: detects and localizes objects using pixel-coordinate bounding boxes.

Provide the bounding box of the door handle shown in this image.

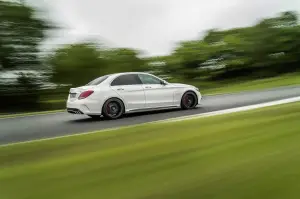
[145,86,152,89]
[117,88,124,91]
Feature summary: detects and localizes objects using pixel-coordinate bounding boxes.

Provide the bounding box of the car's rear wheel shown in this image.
[102,98,125,120]
[181,91,198,110]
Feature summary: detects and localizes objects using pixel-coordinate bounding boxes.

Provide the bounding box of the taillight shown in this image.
[78,90,94,100]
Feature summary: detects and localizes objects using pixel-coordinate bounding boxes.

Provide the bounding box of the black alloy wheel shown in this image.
[181,91,198,110]
[102,98,125,119]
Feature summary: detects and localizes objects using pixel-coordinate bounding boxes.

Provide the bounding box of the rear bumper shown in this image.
[67,108,84,114]
[66,99,102,115]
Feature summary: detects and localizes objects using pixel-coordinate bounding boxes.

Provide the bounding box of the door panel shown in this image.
[142,84,175,108]
[137,73,174,108]
[111,85,146,110]
[110,74,146,110]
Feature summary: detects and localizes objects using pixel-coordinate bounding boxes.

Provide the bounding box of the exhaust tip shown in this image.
[67,108,83,114]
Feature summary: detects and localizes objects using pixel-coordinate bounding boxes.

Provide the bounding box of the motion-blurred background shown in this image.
[1,0,300,113]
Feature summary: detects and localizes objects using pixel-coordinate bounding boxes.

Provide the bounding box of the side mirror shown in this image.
[160,80,167,85]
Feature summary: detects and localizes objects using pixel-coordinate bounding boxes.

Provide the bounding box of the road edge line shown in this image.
[158,96,300,123]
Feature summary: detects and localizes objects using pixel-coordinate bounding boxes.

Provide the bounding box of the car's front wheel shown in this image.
[102,98,125,120]
[181,91,198,110]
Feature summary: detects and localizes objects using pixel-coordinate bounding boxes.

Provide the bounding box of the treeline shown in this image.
[166,11,300,81]
[1,0,300,112]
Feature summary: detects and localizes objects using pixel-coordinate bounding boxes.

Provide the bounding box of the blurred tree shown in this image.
[50,43,147,87]
[250,11,300,71]
[0,0,53,69]
[167,11,300,81]
[170,40,214,79]
[0,0,55,112]
[102,48,146,73]
[49,43,107,87]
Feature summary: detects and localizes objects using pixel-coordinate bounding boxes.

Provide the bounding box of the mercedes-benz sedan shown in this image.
[66,72,202,119]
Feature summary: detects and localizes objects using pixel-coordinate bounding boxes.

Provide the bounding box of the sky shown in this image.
[27,0,300,57]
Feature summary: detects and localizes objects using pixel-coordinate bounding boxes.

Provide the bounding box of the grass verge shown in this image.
[1,102,300,199]
[200,72,300,95]
[0,109,65,119]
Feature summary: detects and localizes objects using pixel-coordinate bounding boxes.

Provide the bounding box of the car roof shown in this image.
[99,72,160,85]
[105,72,153,79]
[111,72,150,76]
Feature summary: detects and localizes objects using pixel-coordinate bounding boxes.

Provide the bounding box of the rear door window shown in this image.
[111,74,142,86]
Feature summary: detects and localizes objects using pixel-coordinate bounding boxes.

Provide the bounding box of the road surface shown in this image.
[1,86,300,145]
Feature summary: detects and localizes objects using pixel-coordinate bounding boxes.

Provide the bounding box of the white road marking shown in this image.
[159,96,300,123]
[1,96,300,147]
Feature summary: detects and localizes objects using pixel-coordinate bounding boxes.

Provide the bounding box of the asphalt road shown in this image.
[1,86,300,145]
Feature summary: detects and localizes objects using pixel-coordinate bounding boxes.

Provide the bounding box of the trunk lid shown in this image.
[68,86,95,100]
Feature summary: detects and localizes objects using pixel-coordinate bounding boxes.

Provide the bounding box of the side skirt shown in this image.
[125,105,181,114]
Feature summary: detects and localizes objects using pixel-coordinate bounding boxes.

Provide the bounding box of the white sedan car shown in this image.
[66,72,202,119]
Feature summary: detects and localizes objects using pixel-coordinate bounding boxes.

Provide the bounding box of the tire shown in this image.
[102,98,125,120]
[180,91,198,110]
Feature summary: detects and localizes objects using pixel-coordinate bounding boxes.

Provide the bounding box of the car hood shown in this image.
[168,83,193,88]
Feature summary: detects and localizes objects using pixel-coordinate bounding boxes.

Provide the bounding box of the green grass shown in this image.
[1,102,300,199]
[0,109,65,119]
[200,72,300,95]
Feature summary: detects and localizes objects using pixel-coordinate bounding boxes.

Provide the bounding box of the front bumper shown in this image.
[196,90,202,105]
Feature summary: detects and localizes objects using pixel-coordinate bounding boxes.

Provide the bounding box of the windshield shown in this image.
[86,75,109,86]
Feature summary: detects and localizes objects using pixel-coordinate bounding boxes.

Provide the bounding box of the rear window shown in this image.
[86,75,109,86]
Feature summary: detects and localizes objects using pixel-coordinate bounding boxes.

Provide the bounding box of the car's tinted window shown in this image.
[138,74,162,84]
[111,74,142,86]
[86,75,109,86]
